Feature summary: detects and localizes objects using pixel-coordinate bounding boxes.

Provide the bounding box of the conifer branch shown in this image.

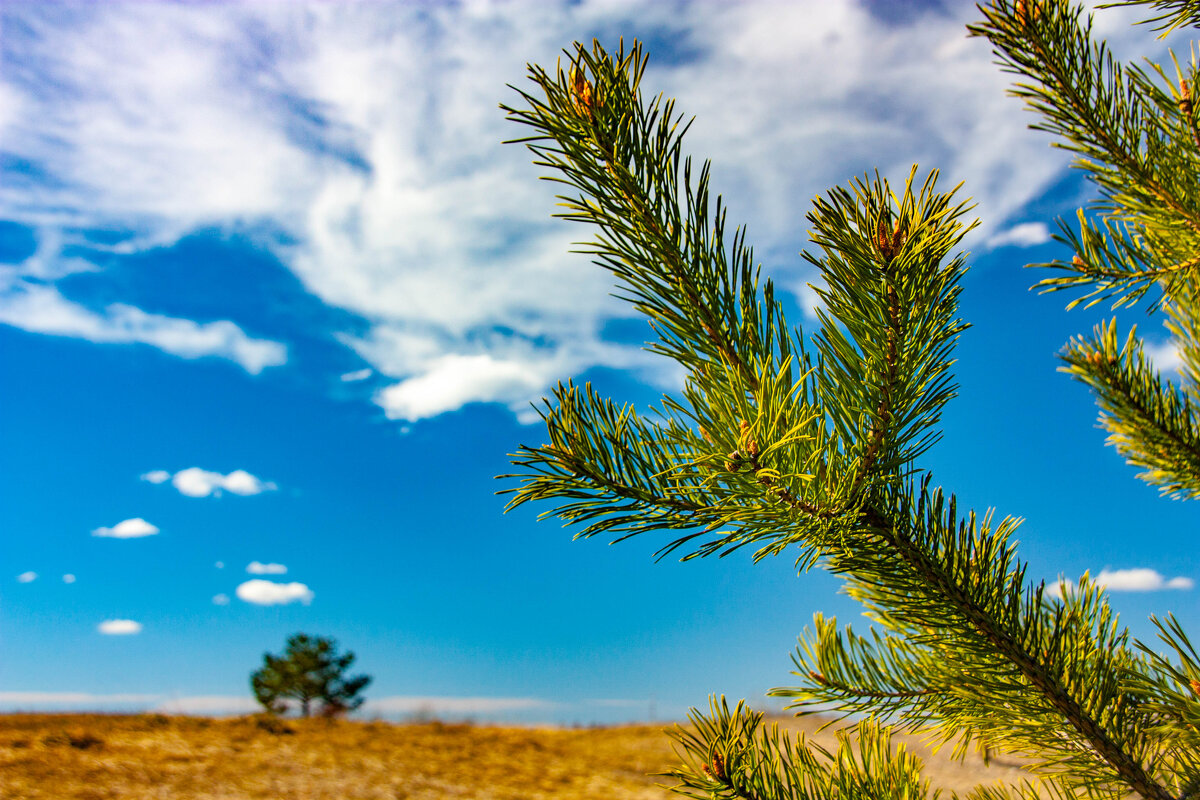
[502,28,1195,800]
[969,0,1200,309]
[1061,320,1200,498]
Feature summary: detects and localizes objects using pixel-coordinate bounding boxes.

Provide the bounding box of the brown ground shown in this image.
[0,713,1045,799]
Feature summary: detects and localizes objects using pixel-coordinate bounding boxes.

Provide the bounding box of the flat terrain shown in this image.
[0,713,1044,799]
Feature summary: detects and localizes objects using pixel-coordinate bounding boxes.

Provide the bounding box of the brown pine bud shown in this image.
[1189,678,1200,697]
[1072,253,1086,269]
[711,752,726,781]
[569,66,595,118]
[890,218,905,255]
[1181,80,1193,117]
[876,217,894,260]
[748,439,759,458]
[1015,0,1041,27]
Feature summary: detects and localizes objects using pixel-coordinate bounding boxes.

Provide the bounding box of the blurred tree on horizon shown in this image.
[251,633,371,718]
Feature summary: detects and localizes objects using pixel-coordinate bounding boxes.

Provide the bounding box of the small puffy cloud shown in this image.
[1143,339,1183,374]
[340,367,372,382]
[215,561,225,569]
[98,619,143,635]
[212,593,230,605]
[92,518,159,538]
[147,467,277,498]
[246,561,287,575]
[16,571,36,583]
[1097,568,1194,592]
[236,579,313,606]
[986,221,1052,249]
[62,574,76,584]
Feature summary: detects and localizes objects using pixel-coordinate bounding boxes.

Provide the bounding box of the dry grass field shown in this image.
[0,712,1047,799]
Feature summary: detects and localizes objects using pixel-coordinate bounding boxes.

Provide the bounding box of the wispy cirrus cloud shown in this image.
[0,280,285,374]
[986,221,1053,249]
[0,1,1167,420]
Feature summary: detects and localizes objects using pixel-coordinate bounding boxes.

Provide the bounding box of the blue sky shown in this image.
[0,0,1195,724]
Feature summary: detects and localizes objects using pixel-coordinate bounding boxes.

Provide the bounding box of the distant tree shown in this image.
[251,633,371,718]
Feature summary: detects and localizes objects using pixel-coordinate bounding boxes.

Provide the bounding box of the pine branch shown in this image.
[1100,0,1200,37]
[667,697,935,800]
[1061,319,1200,498]
[968,0,1200,310]
[502,34,1192,800]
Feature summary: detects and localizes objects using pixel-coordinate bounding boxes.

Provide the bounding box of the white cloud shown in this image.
[62,574,76,584]
[375,353,555,422]
[92,517,159,538]
[1049,568,1194,598]
[98,619,143,635]
[246,561,287,575]
[147,467,276,498]
[212,593,230,605]
[236,579,313,605]
[0,692,160,708]
[0,282,286,374]
[16,571,36,583]
[363,696,553,715]
[1144,339,1183,374]
[155,695,260,714]
[340,367,372,382]
[0,2,1177,420]
[215,561,225,569]
[1096,568,1194,592]
[986,221,1053,249]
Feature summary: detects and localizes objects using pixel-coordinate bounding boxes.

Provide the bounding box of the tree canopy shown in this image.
[251,633,371,718]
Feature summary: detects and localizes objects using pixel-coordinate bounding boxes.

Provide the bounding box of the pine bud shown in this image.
[711,752,726,781]
[1189,678,1200,697]
[748,439,759,458]
[1072,253,1086,269]
[1014,0,1041,27]
[569,66,595,118]
[1181,80,1193,117]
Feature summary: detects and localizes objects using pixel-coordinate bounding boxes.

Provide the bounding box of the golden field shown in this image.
[0,712,1046,799]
